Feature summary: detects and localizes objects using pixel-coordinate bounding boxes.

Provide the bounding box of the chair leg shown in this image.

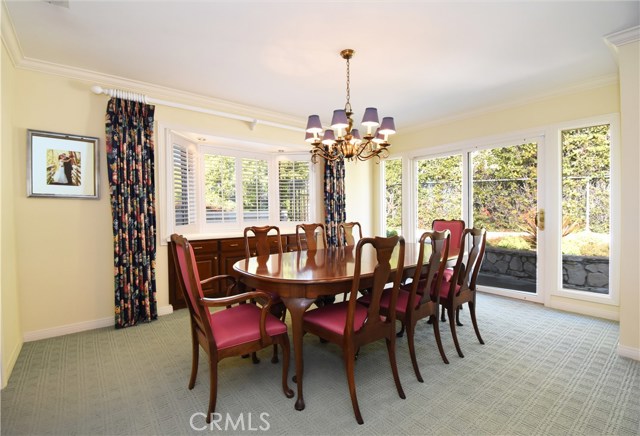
[271,344,279,363]
[469,301,485,345]
[189,334,199,389]
[343,344,364,425]
[396,322,406,338]
[205,360,218,424]
[440,305,446,322]
[431,314,449,365]
[448,307,464,358]
[252,352,260,364]
[456,306,464,327]
[386,336,406,400]
[406,322,423,382]
[280,337,294,398]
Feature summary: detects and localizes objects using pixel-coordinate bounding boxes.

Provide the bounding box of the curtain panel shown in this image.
[323,158,346,247]
[106,98,157,328]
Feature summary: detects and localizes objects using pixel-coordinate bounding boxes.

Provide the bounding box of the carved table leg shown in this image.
[282,297,315,411]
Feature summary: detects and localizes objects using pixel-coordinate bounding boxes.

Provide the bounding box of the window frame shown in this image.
[161,129,317,239]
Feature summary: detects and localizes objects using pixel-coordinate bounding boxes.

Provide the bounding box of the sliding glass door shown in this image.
[471,141,540,297]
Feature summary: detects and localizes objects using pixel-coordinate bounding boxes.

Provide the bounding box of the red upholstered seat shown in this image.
[304,301,371,336]
[442,268,455,283]
[211,304,288,350]
[170,234,293,423]
[358,288,421,316]
[302,236,406,424]
[436,278,461,299]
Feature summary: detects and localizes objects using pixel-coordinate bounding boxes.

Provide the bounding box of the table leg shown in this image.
[282,297,314,411]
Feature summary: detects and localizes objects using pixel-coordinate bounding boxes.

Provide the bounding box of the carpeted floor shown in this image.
[1,293,639,435]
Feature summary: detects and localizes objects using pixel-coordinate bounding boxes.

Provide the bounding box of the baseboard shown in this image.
[23,305,174,342]
[545,299,619,321]
[1,340,23,390]
[617,343,640,361]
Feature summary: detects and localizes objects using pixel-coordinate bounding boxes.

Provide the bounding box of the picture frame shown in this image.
[27,129,99,199]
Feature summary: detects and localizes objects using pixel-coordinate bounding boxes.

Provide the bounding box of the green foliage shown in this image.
[382,125,611,244]
[562,232,609,257]
[384,159,402,233]
[386,229,398,237]
[494,236,531,250]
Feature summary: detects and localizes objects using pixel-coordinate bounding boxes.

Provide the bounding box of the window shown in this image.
[167,132,314,235]
[383,159,402,237]
[278,160,310,222]
[415,154,463,234]
[204,154,237,223]
[172,142,196,227]
[242,158,270,221]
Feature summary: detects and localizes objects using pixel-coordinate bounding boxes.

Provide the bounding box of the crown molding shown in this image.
[1,1,305,131]
[402,73,619,134]
[604,25,640,50]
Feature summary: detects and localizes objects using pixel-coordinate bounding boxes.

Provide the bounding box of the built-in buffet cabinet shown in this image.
[168,234,298,309]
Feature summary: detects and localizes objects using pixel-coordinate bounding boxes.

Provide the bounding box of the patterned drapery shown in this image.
[106,98,157,328]
[324,158,346,247]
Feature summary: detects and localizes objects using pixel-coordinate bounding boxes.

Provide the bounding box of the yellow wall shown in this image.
[1,37,22,388]
[617,40,640,356]
[5,66,304,339]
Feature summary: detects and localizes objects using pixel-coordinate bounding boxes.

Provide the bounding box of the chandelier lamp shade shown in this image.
[305,49,395,163]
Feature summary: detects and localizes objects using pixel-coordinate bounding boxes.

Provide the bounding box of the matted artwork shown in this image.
[27,129,99,199]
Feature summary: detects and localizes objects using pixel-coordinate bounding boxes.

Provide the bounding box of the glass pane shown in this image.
[473,142,538,293]
[561,125,610,294]
[416,154,462,235]
[278,160,310,222]
[242,158,269,221]
[384,159,402,237]
[204,155,237,223]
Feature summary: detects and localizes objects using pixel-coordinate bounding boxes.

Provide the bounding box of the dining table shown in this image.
[233,241,459,411]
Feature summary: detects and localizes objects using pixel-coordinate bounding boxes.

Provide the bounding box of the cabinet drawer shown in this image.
[189,240,218,253]
[220,238,245,253]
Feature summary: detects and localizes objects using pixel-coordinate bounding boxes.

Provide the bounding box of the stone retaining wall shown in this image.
[481,246,609,294]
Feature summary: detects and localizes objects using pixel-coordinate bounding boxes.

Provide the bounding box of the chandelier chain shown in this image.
[345,56,352,113]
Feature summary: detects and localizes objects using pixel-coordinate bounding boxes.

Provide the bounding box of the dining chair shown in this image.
[433,227,487,358]
[358,230,451,376]
[432,219,466,323]
[302,235,406,424]
[338,221,363,247]
[244,225,287,363]
[295,223,328,251]
[296,223,334,307]
[170,234,293,423]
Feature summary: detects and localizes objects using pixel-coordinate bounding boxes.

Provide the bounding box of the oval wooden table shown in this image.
[233,242,457,411]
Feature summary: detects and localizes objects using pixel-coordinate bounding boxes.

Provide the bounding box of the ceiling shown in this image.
[4,1,639,137]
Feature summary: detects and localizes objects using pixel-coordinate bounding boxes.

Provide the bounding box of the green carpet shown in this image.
[2,293,639,435]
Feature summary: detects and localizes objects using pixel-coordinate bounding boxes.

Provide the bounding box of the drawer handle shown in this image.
[229,243,239,247]
[193,246,203,250]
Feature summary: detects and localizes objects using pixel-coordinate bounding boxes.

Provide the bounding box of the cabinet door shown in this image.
[169,240,220,309]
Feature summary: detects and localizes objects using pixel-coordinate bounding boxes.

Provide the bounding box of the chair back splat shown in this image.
[338,221,363,247]
[296,223,328,251]
[170,234,293,423]
[302,235,406,424]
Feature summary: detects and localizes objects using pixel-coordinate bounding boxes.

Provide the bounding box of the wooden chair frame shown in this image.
[338,221,363,247]
[295,223,328,251]
[170,234,293,422]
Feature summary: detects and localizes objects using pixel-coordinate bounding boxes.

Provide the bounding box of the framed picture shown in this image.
[27,129,99,199]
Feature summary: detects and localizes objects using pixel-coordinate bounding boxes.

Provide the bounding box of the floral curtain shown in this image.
[324,158,346,247]
[106,98,157,328]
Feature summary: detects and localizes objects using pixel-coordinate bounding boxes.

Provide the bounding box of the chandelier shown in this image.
[305,49,396,163]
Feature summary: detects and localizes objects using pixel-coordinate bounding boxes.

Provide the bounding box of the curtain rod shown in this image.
[90,85,304,132]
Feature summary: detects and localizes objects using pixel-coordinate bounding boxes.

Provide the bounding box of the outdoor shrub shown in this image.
[494,236,532,251]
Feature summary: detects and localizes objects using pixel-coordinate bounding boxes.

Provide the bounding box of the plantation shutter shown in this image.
[279,160,310,222]
[172,143,196,226]
[242,158,269,221]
